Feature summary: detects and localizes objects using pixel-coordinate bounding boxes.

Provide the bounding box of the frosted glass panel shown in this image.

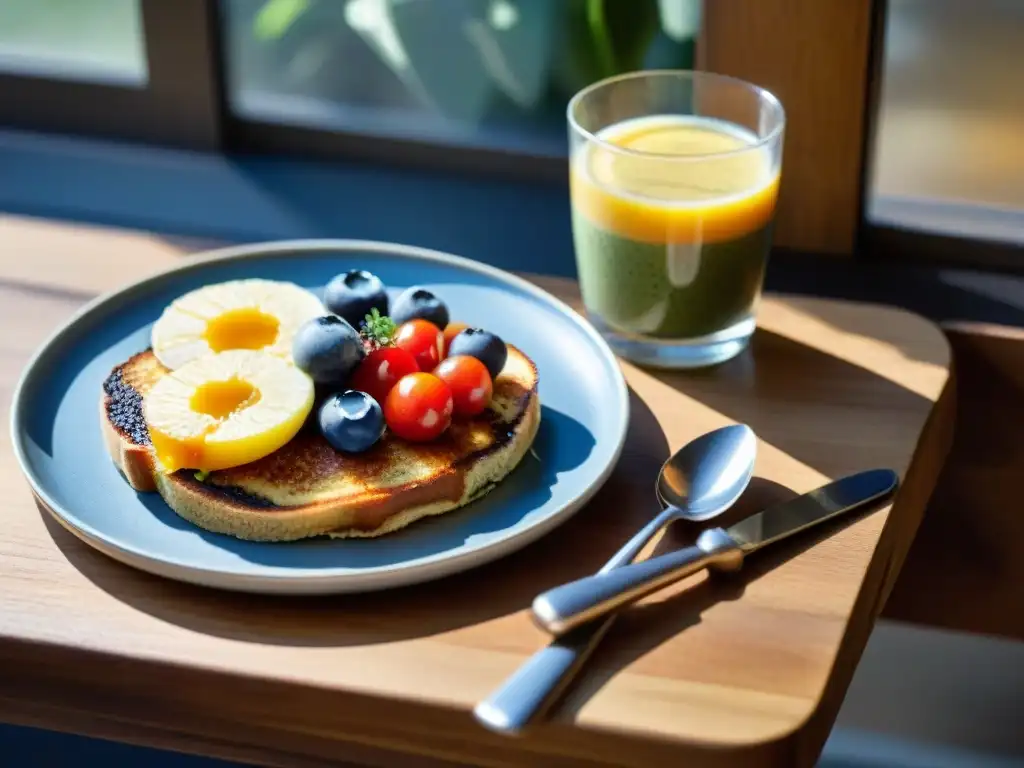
[0,0,147,85]
[221,0,701,156]
[868,0,1024,245]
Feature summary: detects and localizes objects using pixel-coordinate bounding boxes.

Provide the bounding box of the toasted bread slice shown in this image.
[101,347,540,541]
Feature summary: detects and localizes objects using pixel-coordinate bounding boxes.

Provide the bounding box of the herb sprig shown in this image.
[361,308,397,348]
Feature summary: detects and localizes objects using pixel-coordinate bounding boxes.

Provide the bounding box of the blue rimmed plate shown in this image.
[11,240,628,594]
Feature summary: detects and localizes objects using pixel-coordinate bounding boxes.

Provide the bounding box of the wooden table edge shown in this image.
[788,373,956,763]
[0,633,780,767]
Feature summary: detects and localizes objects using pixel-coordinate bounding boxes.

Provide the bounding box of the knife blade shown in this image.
[725,467,899,552]
[532,468,900,636]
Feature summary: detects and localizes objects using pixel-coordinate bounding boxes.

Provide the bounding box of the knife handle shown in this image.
[532,529,745,636]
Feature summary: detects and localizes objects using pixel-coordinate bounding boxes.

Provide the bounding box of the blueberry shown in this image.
[319,390,385,453]
[448,328,507,379]
[292,315,365,385]
[391,286,449,329]
[324,270,389,328]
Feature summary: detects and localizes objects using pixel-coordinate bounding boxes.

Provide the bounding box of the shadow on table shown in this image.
[41,386,672,647]
[554,476,890,721]
[645,327,936,480]
[769,293,951,371]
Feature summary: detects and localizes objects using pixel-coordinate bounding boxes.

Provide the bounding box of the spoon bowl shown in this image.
[658,424,757,521]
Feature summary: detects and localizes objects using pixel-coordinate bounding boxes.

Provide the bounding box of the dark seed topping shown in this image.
[103,365,150,446]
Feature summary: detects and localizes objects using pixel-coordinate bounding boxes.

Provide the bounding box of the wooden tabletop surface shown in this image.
[0,215,954,767]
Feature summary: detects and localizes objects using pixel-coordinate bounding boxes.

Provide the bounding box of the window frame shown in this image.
[0,0,1019,271]
[0,0,224,150]
[226,116,567,185]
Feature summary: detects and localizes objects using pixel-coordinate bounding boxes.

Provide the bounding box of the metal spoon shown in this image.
[474,423,756,734]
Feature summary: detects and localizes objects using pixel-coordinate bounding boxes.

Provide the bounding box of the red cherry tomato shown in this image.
[384,372,453,442]
[395,319,443,371]
[349,346,420,405]
[434,355,492,416]
[442,322,469,357]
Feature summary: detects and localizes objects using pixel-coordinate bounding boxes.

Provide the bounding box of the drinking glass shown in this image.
[568,70,785,368]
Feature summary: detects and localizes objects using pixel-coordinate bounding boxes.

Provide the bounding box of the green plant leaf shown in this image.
[551,0,660,99]
[254,0,311,41]
[586,0,617,77]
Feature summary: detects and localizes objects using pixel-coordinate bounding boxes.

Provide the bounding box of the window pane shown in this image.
[868,0,1024,245]
[0,0,147,85]
[221,0,700,156]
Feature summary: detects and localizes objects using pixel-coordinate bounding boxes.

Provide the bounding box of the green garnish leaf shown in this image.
[362,308,397,347]
[194,470,211,482]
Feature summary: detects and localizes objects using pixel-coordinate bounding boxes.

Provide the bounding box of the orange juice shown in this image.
[570,115,779,338]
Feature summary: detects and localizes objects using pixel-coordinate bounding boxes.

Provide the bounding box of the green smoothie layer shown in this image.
[573,210,771,339]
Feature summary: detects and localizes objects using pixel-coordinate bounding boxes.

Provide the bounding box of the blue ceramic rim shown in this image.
[10,239,630,588]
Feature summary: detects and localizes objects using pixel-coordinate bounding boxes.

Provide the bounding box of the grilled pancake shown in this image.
[101,347,540,541]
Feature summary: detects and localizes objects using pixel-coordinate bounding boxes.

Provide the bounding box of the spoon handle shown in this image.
[473,617,616,733]
[473,506,683,734]
[533,529,744,635]
[599,505,681,573]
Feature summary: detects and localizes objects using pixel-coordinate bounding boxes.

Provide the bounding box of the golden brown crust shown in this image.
[100,346,540,540]
[152,396,540,541]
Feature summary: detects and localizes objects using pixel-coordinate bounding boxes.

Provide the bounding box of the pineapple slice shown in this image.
[144,349,314,473]
[152,279,325,370]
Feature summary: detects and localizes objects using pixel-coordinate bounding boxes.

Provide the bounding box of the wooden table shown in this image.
[0,215,953,767]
